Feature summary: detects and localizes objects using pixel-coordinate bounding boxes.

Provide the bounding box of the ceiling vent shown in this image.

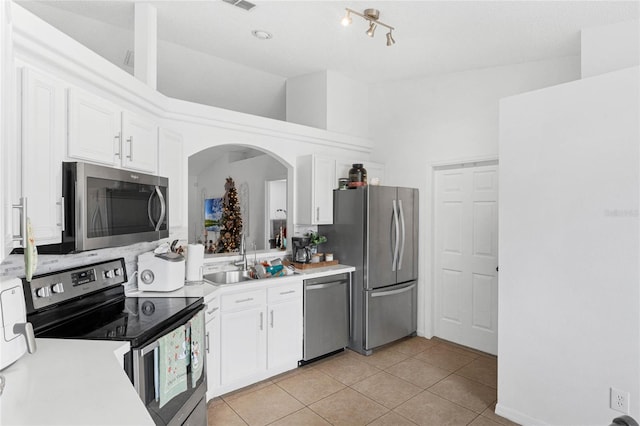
[222,0,256,11]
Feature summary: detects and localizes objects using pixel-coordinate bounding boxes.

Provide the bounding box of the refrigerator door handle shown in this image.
[391,199,400,272]
[371,283,416,298]
[398,199,406,270]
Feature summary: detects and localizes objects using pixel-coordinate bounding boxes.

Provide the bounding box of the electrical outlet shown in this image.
[610,387,630,414]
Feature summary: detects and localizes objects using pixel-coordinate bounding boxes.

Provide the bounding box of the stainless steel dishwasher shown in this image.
[302,272,350,362]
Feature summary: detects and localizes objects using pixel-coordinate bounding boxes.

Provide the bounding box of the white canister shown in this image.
[185,244,205,282]
[325,253,333,262]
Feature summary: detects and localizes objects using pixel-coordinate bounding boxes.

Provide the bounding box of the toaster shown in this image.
[137,251,185,292]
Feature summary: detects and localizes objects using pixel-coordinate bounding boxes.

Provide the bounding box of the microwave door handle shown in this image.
[147,190,157,229]
[155,186,166,232]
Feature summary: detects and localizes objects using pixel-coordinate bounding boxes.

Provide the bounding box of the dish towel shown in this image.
[158,325,187,408]
[190,310,205,387]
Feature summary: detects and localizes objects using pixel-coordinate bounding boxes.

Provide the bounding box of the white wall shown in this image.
[286,71,327,130]
[158,40,286,120]
[368,56,581,337]
[497,66,639,426]
[286,70,369,138]
[581,20,640,78]
[326,70,368,138]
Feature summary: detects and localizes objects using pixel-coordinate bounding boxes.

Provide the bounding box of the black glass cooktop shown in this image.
[32,292,203,348]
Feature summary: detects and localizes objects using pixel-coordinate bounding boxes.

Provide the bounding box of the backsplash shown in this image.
[0,241,163,292]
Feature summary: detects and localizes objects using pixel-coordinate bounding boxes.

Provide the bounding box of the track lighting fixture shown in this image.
[341,7,396,46]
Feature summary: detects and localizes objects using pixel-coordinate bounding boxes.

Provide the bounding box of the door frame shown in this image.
[428,156,499,346]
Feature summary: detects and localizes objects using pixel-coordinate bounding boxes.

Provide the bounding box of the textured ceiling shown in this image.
[17,1,639,84]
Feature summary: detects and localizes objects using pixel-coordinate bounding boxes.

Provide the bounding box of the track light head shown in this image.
[386,31,395,46]
[341,10,352,27]
[366,21,377,37]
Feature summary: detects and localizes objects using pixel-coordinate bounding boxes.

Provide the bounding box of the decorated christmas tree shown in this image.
[216,177,243,253]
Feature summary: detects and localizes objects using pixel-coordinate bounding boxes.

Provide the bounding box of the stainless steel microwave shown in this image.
[38,162,168,254]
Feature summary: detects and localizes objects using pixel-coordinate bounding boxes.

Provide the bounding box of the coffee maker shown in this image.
[291,236,311,263]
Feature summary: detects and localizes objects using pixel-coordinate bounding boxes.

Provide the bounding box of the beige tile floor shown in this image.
[207,337,520,426]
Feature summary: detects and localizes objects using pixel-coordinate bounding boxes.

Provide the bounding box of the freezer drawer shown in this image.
[303,273,350,361]
[365,281,417,350]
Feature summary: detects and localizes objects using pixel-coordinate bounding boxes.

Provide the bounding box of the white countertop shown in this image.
[0,339,154,426]
[126,264,355,300]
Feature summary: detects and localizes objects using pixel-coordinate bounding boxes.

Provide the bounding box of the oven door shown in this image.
[131,308,206,426]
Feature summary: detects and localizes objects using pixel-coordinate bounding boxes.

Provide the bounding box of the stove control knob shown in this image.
[36,286,51,298]
[104,270,115,279]
[51,283,64,294]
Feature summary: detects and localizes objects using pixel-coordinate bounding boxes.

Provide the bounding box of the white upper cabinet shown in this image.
[68,88,158,174]
[17,66,65,247]
[67,88,120,167]
[121,111,157,173]
[158,128,184,236]
[296,155,336,225]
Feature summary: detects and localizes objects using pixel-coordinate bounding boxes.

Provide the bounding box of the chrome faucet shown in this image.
[235,233,248,271]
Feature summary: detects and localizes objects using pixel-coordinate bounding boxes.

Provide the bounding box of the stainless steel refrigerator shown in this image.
[319,185,418,355]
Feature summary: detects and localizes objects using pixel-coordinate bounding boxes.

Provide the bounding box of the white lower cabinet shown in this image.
[266,283,303,370]
[211,279,302,398]
[204,293,220,401]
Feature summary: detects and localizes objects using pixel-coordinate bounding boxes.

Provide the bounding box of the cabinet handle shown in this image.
[205,331,210,354]
[316,207,320,221]
[206,306,219,315]
[12,197,27,247]
[56,197,65,231]
[126,136,133,161]
[270,310,274,328]
[279,290,295,295]
[114,132,121,158]
[235,297,254,304]
[259,312,264,331]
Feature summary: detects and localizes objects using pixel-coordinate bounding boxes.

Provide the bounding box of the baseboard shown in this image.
[495,402,548,426]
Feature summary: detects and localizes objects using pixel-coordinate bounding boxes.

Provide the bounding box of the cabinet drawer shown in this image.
[221,289,266,311]
[205,299,220,323]
[268,282,302,303]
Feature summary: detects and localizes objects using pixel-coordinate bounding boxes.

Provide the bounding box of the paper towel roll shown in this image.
[185,244,204,282]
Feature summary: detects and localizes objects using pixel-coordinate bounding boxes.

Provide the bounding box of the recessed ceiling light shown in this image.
[251,30,273,40]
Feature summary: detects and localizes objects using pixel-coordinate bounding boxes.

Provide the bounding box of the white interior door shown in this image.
[434,162,498,355]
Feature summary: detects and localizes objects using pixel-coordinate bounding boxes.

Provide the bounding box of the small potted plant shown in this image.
[306,231,327,255]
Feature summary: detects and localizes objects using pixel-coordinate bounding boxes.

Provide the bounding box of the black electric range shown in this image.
[24,258,203,348]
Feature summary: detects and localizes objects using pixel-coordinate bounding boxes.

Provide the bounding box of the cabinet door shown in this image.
[313,156,335,224]
[1,2,15,259]
[205,300,220,399]
[158,128,184,236]
[67,88,120,166]
[267,297,302,369]
[220,306,267,385]
[121,111,157,173]
[20,67,65,245]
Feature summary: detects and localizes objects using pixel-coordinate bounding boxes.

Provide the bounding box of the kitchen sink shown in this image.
[204,270,254,285]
